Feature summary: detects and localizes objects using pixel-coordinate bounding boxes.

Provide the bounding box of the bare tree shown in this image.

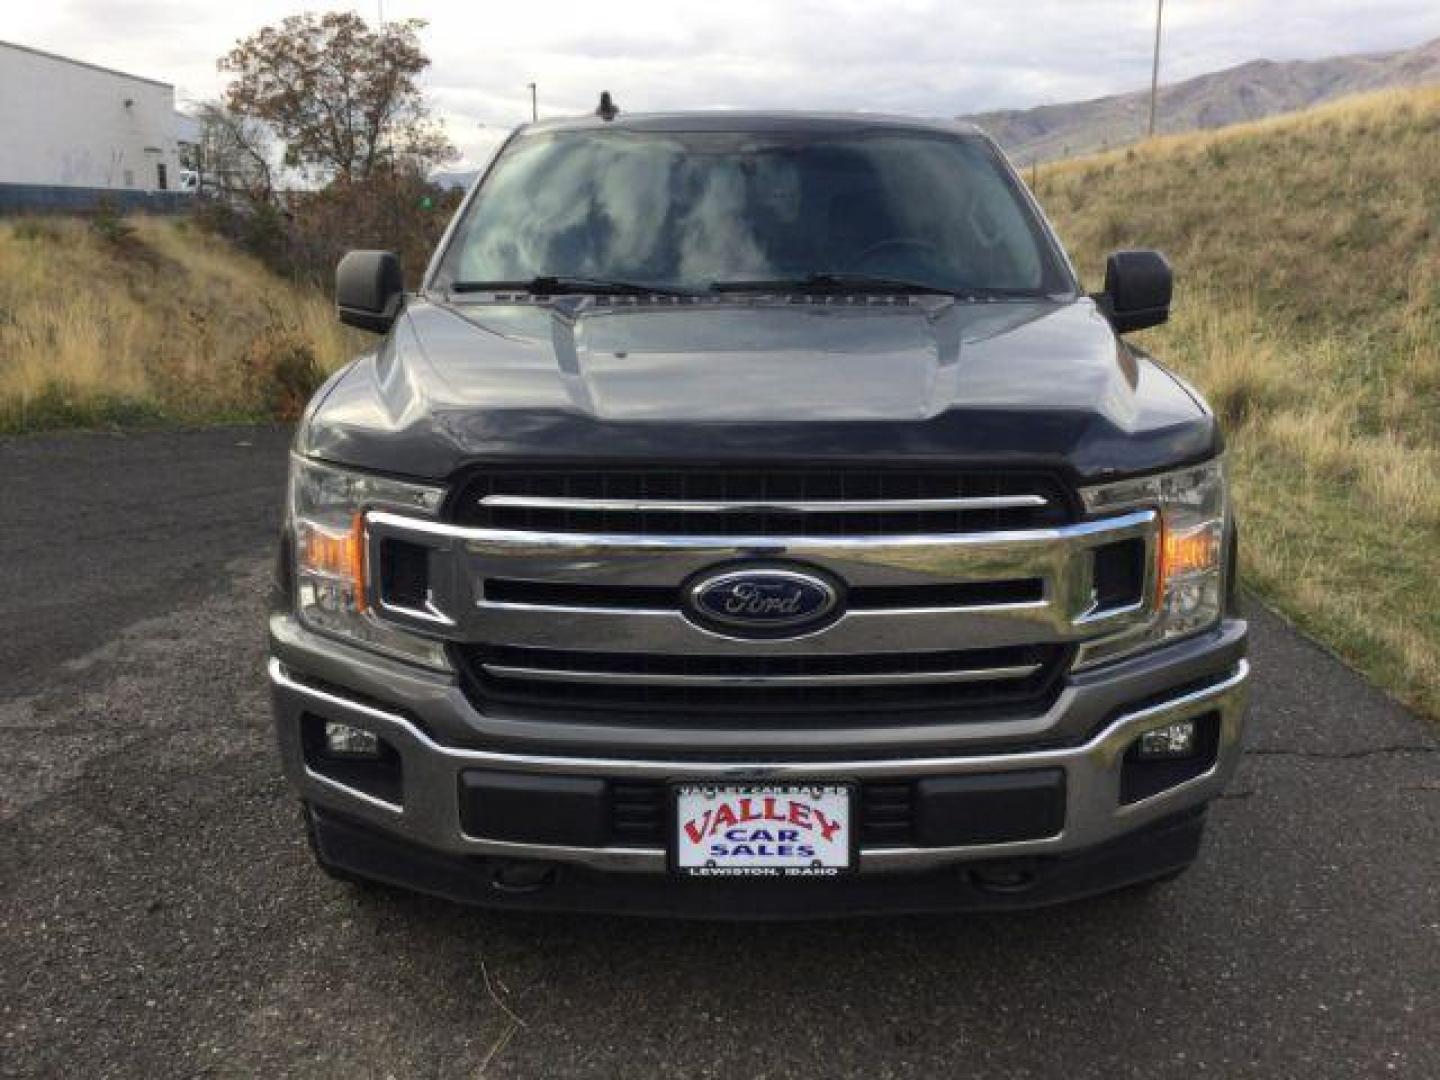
[191,102,276,201]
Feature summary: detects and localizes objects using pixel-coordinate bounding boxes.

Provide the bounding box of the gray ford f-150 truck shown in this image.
[269,109,1249,917]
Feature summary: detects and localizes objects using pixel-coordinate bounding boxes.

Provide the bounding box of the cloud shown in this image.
[7,0,1438,168]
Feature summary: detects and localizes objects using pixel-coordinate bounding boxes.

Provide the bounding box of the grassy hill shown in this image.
[968,35,1440,164]
[0,214,357,431]
[1038,86,1440,716]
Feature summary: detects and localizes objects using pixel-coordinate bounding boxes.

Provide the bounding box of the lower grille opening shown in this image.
[453,643,1070,725]
[607,782,917,848]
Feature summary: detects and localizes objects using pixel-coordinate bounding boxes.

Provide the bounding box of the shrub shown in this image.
[195,170,462,290]
[242,325,324,420]
[89,198,136,247]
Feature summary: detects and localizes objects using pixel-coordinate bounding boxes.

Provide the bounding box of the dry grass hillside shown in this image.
[0,214,358,430]
[1038,86,1440,717]
[970,35,1440,164]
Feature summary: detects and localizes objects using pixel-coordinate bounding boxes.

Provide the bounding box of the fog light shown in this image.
[323,721,381,759]
[1136,720,1198,760]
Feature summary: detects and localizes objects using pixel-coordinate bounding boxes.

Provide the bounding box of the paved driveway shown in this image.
[2,426,1436,1078]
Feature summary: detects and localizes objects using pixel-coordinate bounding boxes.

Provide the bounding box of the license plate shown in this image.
[671,783,854,878]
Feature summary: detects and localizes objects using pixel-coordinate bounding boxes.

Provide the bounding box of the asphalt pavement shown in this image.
[2,425,1436,1078]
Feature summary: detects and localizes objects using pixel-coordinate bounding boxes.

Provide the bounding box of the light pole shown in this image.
[527,82,538,122]
[1147,0,1165,138]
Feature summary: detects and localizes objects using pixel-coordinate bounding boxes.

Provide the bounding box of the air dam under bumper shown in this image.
[268,630,1250,914]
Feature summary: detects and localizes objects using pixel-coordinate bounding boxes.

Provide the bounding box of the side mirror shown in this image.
[336,250,403,333]
[1098,249,1172,333]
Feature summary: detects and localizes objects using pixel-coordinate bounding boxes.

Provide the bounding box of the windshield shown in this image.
[435,126,1073,296]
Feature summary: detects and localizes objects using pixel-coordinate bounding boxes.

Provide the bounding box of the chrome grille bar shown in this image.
[478,494,1048,514]
[480,662,1043,688]
[371,508,1151,550]
[363,507,1160,658]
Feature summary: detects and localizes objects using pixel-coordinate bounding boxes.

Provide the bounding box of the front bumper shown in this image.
[305,800,1211,917]
[268,618,1250,905]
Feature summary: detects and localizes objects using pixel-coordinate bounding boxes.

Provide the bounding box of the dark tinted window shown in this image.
[438,127,1070,295]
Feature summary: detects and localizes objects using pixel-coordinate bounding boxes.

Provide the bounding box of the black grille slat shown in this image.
[454,644,1069,725]
[482,577,1043,612]
[860,782,917,847]
[479,644,1045,677]
[484,579,677,609]
[450,466,1072,536]
[849,580,1044,609]
[609,782,666,843]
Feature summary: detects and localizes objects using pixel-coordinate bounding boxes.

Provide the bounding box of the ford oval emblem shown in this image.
[686,567,841,636]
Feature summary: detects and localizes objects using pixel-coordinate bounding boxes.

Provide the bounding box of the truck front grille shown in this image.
[449,466,1072,536]
[361,462,1160,736]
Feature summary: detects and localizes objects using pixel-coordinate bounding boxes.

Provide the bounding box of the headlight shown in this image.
[1078,458,1230,666]
[288,455,449,668]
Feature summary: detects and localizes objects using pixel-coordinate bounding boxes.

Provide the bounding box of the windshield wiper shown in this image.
[449,276,696,297]
[710,273,1044,299]
[710,272,958,296]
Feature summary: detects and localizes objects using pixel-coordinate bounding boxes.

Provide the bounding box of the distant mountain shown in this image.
[965,35,1440,164]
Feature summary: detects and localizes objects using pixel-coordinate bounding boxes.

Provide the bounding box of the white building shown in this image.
[0,40,181,193]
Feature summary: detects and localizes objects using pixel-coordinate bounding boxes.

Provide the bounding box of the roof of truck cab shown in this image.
[522,110,984,137]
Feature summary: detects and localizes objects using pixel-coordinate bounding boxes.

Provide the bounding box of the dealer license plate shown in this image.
[672,783,854,878]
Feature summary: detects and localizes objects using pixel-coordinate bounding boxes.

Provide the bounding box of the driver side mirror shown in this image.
[336,250,403,333]
[1097,249,1172,333]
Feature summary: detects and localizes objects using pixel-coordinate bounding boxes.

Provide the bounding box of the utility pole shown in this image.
[1147,0,1165,138]
[527,82,538,122]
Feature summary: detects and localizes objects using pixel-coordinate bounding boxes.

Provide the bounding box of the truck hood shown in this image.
[302,294,1216,482]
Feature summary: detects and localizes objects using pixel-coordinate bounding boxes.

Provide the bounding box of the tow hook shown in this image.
[490,860,560,895]
[969,859,1040,894]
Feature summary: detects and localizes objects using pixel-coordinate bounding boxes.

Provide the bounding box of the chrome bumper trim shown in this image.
[270,657,1250,874]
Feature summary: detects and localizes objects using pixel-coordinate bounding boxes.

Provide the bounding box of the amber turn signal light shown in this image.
[1160,523,1221,583]
[297,513,367,611]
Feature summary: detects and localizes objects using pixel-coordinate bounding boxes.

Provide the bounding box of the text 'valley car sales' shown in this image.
[674,785,853,877]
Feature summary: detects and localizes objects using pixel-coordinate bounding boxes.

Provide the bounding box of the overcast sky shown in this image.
[8,1,1439,168]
